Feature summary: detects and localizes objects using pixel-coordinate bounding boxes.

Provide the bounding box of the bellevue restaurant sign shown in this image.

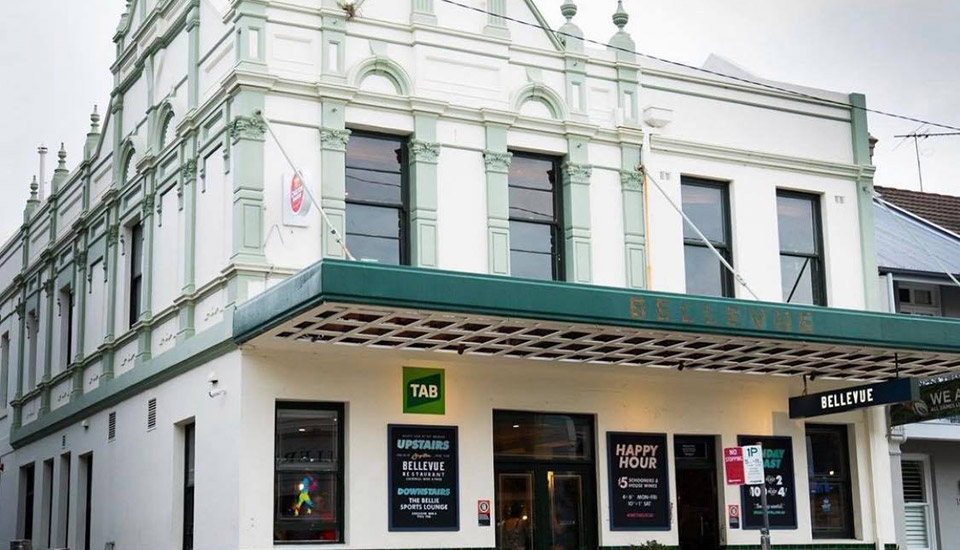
[388,425,459,531]
[789,378,919,419]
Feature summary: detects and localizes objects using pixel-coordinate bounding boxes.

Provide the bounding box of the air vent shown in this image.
[147,398,157,430]
[108,412,116,441]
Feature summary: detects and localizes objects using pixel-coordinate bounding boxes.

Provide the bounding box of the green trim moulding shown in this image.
[234,260,960,356]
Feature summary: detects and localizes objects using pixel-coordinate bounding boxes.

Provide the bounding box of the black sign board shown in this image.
[607,432,670,531]
[789,378,919,419]
[737,435,797,530]
[891,378,960,426]
[388,425,459,531]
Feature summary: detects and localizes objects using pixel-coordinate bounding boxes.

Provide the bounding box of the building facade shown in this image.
[874,189,960,550]
[2,1,959,550]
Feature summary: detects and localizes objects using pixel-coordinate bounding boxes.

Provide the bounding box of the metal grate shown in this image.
[147,398,157,431]
[108,412,116,441]
[260,302,960,382]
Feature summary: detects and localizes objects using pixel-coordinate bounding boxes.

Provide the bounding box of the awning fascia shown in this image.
[234,260,960,355]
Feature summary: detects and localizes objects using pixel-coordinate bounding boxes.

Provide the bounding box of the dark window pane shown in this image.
[509,186,554,222]
[345,135,403,205]
[276,408,340,470]
[806,425,853,539]
[806,431,846,478]
[681,183,726,244]
[781,255,815,305]
[684,244,727,297]
[274,472,340,541]
[511,250,554,281]
[345,203,402,265]
[509,156,557,192]
[348,235,401,265]
[275,404,342,543]
[493,411,593,461]
[510,221,553,254]
[809,481,851,535]
[777,195,818,254]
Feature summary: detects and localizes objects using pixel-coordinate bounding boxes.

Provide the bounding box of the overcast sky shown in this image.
[1,0,958,243]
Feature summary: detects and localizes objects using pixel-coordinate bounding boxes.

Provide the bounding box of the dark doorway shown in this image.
[674,435,721,550]
[493,411,598,550]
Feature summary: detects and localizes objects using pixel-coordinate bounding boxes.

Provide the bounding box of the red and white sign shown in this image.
[477,500,491,526]
[724,446,745,486]
[728,504,741,529]
[282,172,312,227]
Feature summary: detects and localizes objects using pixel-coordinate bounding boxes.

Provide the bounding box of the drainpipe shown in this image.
[885,273,896,313]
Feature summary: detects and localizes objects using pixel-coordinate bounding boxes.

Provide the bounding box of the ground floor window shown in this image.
[274,402,344,543]
[901,457,935,549]
[19,463,35,540]
[493,411,597,550]
[806,424,854,539]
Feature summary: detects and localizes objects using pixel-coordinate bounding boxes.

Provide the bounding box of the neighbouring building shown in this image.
[874,187,960,550]
[1,1,959,550]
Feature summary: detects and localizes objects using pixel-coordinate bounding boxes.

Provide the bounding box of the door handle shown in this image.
[700,515,705,536]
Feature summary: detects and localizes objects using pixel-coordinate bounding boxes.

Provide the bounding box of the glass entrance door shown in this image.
[494,411,598,550]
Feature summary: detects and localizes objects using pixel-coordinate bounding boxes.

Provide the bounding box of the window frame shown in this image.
[896,282,942,316]
[805,423,855,540]
[507,152,565,281]
[680,177,734,298]
[128,221,144,328]
[344,130,410,266]
[901,454,936,550]
[273,401,346,545]
[59,286,74,369]
[777,190,827,306]
[183,422,196,550]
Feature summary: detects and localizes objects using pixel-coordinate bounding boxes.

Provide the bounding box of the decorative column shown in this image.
[619,129,646,288]
[320,100,350,259]
[563,136,593,284]
[321,8,347,83]
[484,0,509,38]
[411,0,436,25]
[888,426,909,549]
[40,272,55,415]
[226,105,268,307]
[178,155,198,343]
[483,122,512,275]
[71,245,87,397]
[186,6,200,110]
[851,93,880,311]
[101,212,120,382]
[608,1,640,125]
[12,297,25,429]
[137,190,155,362]
[560,2,587,122]
[409,111,441,268]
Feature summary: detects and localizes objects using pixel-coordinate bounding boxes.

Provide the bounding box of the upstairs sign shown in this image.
[789,378,919,419]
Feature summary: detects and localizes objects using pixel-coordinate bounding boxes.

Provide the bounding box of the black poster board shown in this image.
[737,435,797,530]
[607,432,670,530]
[388,425,460,531]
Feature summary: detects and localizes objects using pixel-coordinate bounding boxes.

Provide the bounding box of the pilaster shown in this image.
[71,246,87,397]
[186,5,200,110]
[232,0,267,73]
[850,93,880,311]
[409,113,441,268]
[13,298,26,429]
[888,426,908,550]
[101,208,120,382]
[411,0,437,25]
[484,0,509,38]
[40,274,55,415]
[483,123,511,276]
[137,189,156,362]
[563,137,592,284]
[320,100,350,259]
[321,11,347,83]
[178,132,199,343]
[619,130,646,289]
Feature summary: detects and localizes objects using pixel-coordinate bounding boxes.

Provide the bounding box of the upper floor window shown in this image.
[27,310,39,390]
[896,283,941,316]
[681,178,733,297]
[59,287,74,368]
[345,133,407,265]
[777,192,826,306]
[508,154,563,281]
[129,222,144,327]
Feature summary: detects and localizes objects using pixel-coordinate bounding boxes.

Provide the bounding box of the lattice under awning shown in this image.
[256,302,960,382]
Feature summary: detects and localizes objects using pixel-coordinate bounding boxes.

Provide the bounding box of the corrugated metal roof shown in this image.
[875,200,960,275]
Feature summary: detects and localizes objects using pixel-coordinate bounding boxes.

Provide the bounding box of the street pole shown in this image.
[758,442,772,550]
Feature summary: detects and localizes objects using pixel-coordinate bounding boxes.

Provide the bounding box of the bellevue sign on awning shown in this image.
[789,378,919,419]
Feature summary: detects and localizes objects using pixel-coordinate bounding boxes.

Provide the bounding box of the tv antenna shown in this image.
[892,131,960,192]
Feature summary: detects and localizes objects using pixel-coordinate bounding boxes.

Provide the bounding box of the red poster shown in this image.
[724,446,745,486]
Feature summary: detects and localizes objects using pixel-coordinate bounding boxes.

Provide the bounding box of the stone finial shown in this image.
[558,0,583,52]
[29,176,39,201]
[57,143,67,170]
[52,143,68,196]
[613,0,629,30]
[608,0,636,60]
[90,105,101,133]
[561,1,577,21]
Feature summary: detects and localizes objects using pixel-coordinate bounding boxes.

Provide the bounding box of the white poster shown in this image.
[742,445,765,486]
[281,171,313,227]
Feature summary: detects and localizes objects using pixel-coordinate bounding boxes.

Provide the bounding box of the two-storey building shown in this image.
[2,1,960,549]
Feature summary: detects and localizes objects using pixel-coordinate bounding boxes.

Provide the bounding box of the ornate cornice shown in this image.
[409,140,441,164]
[483,150,513,173]
[320,128,351,152]
[228,115,267,143]
[564,162,593,184]
[620,170,644,192]
[180,158,198,180]
[106,225,119,247]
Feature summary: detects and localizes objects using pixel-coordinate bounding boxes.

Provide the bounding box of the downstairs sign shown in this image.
[789,378,919,419]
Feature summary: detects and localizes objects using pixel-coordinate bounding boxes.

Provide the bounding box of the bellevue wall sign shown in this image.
[789,378,919,419]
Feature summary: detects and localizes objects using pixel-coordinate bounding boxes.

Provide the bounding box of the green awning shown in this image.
[234,260,960,381]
